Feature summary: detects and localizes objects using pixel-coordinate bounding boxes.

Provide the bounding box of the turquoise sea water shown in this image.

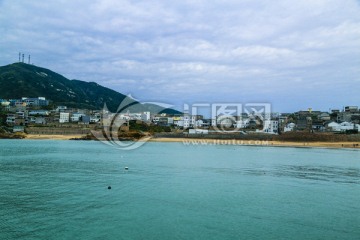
[0,140,359,240]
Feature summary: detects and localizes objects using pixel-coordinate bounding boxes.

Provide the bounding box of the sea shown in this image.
[0,140,359,240]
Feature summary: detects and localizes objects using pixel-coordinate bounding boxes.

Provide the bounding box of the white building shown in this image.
[129,113,142,120]
[191,116,196,126]
[59,112,70,123]
[90,114,101,123]
[234,118,250,129]
[141,112,151,122]
[194,119,204,128]
[326,122,341,132]
[326,121,360,132]
[211,119,217,127]
[263,120,279,134]
[339,122,359,132]
[284,122,296,132]
[175,115,191,129]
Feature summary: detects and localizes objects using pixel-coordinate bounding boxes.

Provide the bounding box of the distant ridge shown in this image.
[0,63,181,114]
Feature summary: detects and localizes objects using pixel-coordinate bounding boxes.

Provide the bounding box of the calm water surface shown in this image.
[0,140,359,240]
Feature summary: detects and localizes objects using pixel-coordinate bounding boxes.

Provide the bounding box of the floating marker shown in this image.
[108,186,111,190]
[125,167,129,170]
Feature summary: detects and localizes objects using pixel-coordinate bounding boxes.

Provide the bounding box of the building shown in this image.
[217,116,235,128]
[344,106,358,113]
[284,123,296,132]
[318,112,330,121]
[6,114,16,125]
[157,117,171,126]
[312,120,324,131]
[263,120,279,134]
[337,112,353,122]
[194,119,204,128]
[16,111,26,119]
[70,113,85,122]
[90,114,101,123]
[56,106,67,112]
[176,115,191,129]
[22,97,49,107]
[59,112,70,123]
[234,118,250,129]
[29,117,47,125]
[326,122,341,132]
[141,112,151,122]
[339,122,358,132]
[326,121,359,132]
[296,110,321,119]
[0,100,10,108]
[81,116,91,124]
[28,110,50,116]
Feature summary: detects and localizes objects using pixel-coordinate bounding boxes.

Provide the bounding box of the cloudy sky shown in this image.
[1,0,360,112]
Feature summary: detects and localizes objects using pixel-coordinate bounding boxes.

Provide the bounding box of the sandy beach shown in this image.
[26,134,84,140]
[19,134,360,149]
[150,137,360,149]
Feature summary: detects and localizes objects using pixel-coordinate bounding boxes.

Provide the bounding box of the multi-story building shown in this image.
[59,112,70,123]
[6,114,16,125]
[22,97,49,107]
[263,120,279,133]
[70,113,86,122]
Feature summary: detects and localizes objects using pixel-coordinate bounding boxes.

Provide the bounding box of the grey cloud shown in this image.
[0,0,360,111]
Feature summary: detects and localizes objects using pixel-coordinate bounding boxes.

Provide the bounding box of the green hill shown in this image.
[0,63,180,114]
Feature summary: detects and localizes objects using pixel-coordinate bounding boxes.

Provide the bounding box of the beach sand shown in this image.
[22,135,360,149]
[26,134,84,140]
[150,137,360,149]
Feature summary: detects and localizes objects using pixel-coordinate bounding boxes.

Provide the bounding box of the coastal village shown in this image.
[0,96,359,137]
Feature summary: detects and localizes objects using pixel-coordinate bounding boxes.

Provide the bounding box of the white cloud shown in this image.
[0,0,360,111]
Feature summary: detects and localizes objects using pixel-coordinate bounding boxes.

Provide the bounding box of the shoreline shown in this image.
[25,134,85,140]
[149,138,360,149]
[8,134,359,149]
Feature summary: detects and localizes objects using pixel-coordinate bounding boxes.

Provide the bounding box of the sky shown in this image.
[0,0,360,113]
